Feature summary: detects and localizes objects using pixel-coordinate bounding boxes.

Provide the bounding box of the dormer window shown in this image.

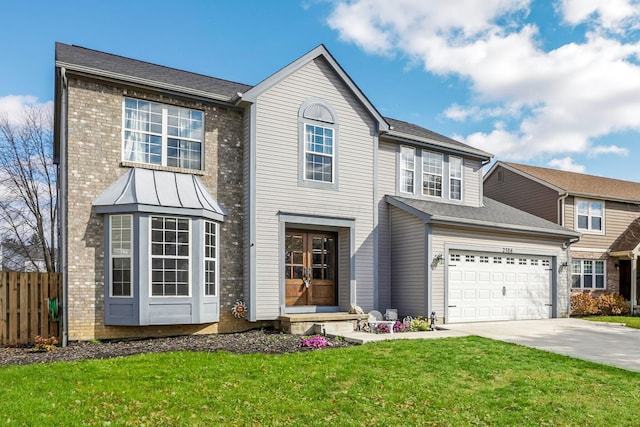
[123,98,204,170]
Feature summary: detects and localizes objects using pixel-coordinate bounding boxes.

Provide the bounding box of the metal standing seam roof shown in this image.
[387,195,580,238]
[92,168,226,221]
[501,162,640,202]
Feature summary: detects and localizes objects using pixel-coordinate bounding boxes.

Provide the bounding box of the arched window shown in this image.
[298,99,339,189]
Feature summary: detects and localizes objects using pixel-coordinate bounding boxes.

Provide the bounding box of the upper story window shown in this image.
[576,199,604,232]
[304,124,333,182]
[422,151,443,197]
[299,99,339,189]
[449,156,462,200]
[400,146,415,193]
[123,98,204,170]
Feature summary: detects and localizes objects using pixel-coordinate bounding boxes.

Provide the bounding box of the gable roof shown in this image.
[55,42,494,159]
[610,217,640,253]
[56,42,251,102]
[387,195,580,239]
[492,161,640,203]
[240,44,389,132]
[383,117,493,160]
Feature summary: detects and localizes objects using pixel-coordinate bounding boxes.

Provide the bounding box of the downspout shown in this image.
[56,66,69,347]
[558,192,569,227]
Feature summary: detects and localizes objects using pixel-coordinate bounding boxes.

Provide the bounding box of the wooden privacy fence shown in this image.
[0,272,62,346]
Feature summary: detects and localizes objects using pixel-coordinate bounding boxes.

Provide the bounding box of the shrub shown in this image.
[33,335,59,352]
[299,335,333,349]
[596,293,631,316]
[409,317,431,332]
[570,292,599,316]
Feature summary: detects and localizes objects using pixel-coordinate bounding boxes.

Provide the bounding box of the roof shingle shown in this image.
[502,162,640,202]
[56,42,251,100]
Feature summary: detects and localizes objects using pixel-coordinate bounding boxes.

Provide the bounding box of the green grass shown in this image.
[1,337,639,426]
[585,315,640,329]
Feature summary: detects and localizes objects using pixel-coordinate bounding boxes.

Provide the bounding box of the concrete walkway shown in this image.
[338,318,640,372]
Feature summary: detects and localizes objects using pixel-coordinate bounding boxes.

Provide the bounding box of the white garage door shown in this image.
[447,251,552,323]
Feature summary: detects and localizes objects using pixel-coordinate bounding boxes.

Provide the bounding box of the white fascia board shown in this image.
[383,133,492,161]
[240,45,389,132]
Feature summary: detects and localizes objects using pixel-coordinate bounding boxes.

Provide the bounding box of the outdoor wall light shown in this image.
[431,253,444,269]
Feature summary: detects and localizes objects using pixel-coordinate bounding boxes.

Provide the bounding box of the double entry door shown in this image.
[285,229,337,306]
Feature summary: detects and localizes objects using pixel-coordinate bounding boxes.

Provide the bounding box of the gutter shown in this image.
[557,192,569,227]
[429,216,581,240]
[56,61,236,104]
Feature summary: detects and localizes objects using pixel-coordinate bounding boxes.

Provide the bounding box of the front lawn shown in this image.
[1,337,639,426]
[585,316,640,329]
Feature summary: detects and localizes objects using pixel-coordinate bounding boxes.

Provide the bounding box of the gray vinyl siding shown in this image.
[390,206,426,317]
[252,57,377,319]
[377,141,397,311]
[430,225,570,322]
[484,166,559,223]
[566,196,640,250]
[463,158,484,208]
[242,110,252,319]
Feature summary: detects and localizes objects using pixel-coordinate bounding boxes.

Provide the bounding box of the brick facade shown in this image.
[65,77,256,340]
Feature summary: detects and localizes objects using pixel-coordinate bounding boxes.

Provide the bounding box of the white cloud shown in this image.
[560,0,640,32]
[0,95,53,126]
[547,157,586,173]
[327,0,640,163]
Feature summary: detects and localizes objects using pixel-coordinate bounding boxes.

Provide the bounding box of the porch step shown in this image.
[279,313,368,335]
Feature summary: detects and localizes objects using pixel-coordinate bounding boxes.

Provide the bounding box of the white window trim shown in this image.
[571,259,606,290]
[303,123,335,184]
[149,216,192,298]
[575,198,605,234]
[109,214,133,298]
[449,156,463,201]
[204,220,219,297]
[122,98,204,170]
[399,146,416,194]
[422,151,443,198]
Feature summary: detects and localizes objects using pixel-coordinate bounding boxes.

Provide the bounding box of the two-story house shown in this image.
[54,43,579,341]
[485,161,640,309]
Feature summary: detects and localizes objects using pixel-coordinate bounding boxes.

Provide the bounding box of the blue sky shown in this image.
[2,0,640,181]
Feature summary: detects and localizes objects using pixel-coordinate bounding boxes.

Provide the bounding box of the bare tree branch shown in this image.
[0,106,57,272]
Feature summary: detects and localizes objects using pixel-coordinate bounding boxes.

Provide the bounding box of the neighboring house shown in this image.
[485,161,640,309]
[54,43,579,341]
[1,240,47,272]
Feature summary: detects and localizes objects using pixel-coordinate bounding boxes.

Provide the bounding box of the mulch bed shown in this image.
[0,329,356,366]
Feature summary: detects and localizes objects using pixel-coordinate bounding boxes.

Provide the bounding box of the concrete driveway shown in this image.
[443,318,640,372]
